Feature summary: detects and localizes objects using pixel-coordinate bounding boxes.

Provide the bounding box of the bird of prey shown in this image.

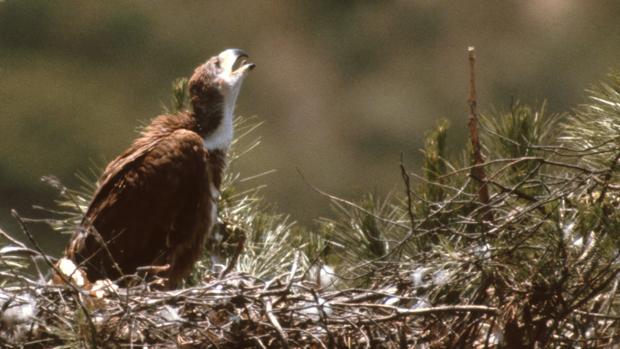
[65,49,255,288]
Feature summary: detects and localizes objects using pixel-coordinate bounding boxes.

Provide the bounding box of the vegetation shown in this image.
[1,55,619,348]
[3,2,620,231]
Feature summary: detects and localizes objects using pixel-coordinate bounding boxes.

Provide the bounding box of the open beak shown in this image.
[218,48,256,75]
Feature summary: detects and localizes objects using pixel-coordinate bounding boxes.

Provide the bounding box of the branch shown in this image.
[11,210,99,348]
[262,279,290,349]
[400,153,416,236]
[467,47,492,222]
[218,226,246,279]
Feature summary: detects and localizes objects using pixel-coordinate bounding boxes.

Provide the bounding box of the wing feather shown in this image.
[66,129,211,285]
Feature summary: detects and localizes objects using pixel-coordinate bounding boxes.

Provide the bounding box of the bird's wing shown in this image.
[66,129,210,282]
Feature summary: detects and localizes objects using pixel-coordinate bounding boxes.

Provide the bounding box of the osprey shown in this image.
[65,49,255,288]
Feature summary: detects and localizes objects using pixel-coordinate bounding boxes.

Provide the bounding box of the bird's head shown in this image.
[189,48,255,114]
[188,49,255,149]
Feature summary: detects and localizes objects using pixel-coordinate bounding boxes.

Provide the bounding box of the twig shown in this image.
[285,251,300,291]
[296,167,409,229]
[218,227,246,279]
[0,227,30,249]
[311,288,335,348]
[300,244,329,282]
[573,310,620,320]
[596,150,620,205]
[264,296,289,348]
[467,47,492,222]
[80,219,126,279]
[400,153,416,236]
[11,210,99,349]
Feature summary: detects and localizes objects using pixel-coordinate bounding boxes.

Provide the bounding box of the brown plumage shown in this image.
[65,49,255,288]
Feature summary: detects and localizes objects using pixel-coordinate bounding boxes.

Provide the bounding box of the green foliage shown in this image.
[312,73,620,346]
[563,71,620,182]
[202,172,309,280]
[482,101,562,159]
[318,193,403,279]
[39,173,93,237]
[163,77,190,114]
[480,101,564,194]
[422,119,449,203]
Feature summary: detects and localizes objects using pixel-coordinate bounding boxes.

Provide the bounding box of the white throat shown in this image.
[203,84,242,151]
[203,107,234,151]
[203,56,249,151]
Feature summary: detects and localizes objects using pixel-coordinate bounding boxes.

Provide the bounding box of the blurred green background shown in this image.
[1,1,620,254]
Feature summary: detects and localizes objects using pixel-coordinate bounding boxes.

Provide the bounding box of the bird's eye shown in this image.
[215,59,221,69]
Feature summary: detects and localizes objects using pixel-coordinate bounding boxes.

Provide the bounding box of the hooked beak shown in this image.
[218,48,256,75]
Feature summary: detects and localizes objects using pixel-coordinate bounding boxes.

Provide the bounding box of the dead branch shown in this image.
[467,47,492,222]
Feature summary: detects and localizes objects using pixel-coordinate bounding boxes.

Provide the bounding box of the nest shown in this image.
[1,259,502,348]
